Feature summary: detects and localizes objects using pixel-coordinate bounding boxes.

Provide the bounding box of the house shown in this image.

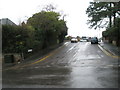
[0,18,16,25]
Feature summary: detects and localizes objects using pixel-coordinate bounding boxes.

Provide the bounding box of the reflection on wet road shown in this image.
[3,42,119,88]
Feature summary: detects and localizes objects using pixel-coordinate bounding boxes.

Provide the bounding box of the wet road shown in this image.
[3,42,119,88]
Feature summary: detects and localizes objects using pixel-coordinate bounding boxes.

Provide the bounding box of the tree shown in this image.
[86,2,120,46]
[86,2,120,29]
[102,17,120,46]
[2,25,18,53]
[2,5,68,60]
[27,10,68,48]
[56,20,68,43]
[2,24,36,53]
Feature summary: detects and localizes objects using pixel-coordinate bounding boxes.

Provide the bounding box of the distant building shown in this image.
[0,18,16,25]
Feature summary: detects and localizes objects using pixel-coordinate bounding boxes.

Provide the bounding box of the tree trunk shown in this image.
[113,3,116,26]
[109,3,112,28]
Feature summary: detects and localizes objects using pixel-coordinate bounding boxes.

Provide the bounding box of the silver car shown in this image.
[71,38,78,43]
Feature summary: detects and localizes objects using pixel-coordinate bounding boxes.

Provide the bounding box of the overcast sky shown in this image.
[0,0,104,37]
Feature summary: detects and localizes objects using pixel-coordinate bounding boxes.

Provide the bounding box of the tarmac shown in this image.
[1,41,120,89]
[2,41,120,69]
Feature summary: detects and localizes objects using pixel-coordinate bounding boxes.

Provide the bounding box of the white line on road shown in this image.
[64,42,70,46]
[66,45,75,53]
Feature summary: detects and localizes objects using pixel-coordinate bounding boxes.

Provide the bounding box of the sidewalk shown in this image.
[99,41,120,57]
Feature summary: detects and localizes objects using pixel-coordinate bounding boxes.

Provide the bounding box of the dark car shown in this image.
[91,37,98,44]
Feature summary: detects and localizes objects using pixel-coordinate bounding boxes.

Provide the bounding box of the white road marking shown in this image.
[100,55,104,57]
[66,45,75,52]
[64,42,69,46]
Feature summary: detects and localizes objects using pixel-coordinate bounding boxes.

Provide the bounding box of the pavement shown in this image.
[98,41,120,57]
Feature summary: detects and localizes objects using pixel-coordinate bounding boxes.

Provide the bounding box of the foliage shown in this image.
[2,24,35,53]
[3,6,68,53]
[102,17,120,45]
[86,2,120,29]
[27,11,68,48]
[86,2,120,46]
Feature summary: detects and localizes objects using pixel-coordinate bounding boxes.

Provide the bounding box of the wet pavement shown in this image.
[99,41,120,57]
[2,42,119,88]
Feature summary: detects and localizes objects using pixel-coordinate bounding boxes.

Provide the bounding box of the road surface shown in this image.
[2,42,119,88]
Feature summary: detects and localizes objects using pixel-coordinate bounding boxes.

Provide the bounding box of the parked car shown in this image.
[71,38,78,43]
[91,37,98,44]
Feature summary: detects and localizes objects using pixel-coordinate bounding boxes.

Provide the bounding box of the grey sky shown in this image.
[0,0,104,37]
